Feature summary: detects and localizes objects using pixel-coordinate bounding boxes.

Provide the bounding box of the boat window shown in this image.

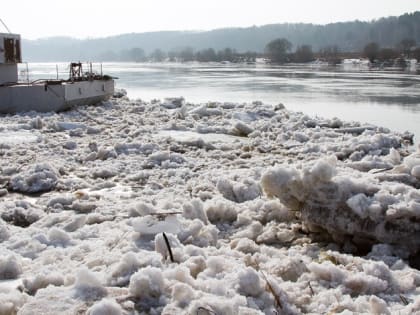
[15,39,21,62]
[3,38,21,63]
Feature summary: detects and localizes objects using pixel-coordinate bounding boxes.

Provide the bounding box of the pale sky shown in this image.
[1,0,419,40]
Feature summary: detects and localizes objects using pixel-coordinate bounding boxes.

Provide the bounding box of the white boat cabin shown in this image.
[0,33,21,85]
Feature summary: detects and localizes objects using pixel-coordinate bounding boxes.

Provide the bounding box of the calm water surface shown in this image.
[22,62,420,144]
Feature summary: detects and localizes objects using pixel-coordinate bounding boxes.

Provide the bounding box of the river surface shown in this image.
[20,62,420,144]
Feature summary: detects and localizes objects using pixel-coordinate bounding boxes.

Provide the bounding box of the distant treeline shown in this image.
[264,37,420,64]
[99,47,257,63]
[22,11,420,62]
[95,37,420,65]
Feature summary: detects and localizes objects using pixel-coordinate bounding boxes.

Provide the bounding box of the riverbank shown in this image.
[0,96,420,314]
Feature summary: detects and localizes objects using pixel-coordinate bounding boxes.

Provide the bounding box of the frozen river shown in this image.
[22,62,420,143]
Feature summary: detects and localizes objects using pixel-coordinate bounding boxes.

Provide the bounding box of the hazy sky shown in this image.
[2,0,419,39]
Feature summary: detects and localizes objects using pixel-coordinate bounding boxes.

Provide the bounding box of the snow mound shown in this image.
[1,201,44,227]
[23,272,64,295]
[217,178,261,203]
[182,199,208,224]
[205,198,238,223]
[73,268,107,300]
[0,290,27,315]
[161,97,185,109]
[237,267,265,297]
[108,253,141,286]
[47,228,72,247]
[0,256,22,280]
[87,299,123,315]
[233,121,254,136]
[129,266,165,301]
[189,104,223,117]
[261,156,420,254]
[9,163,58,193]
[147,151,186,168]
[170,282,195,308]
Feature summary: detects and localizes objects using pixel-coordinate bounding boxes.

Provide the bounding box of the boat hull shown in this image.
[0,79,114,113]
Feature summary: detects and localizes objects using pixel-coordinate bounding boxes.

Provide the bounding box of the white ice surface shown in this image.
[0,130,40,145]
[0,98,419,314]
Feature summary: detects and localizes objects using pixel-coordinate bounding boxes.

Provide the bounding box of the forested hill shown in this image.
[23,11,420,61]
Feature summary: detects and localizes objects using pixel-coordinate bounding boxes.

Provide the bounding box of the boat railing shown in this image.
[17,62,108,84]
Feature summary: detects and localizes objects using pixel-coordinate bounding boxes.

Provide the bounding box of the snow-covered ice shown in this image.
[0,96,420,314]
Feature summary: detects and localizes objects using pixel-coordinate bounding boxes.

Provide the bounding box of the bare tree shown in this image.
[265,38,292,63]
[364,42,380,63]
